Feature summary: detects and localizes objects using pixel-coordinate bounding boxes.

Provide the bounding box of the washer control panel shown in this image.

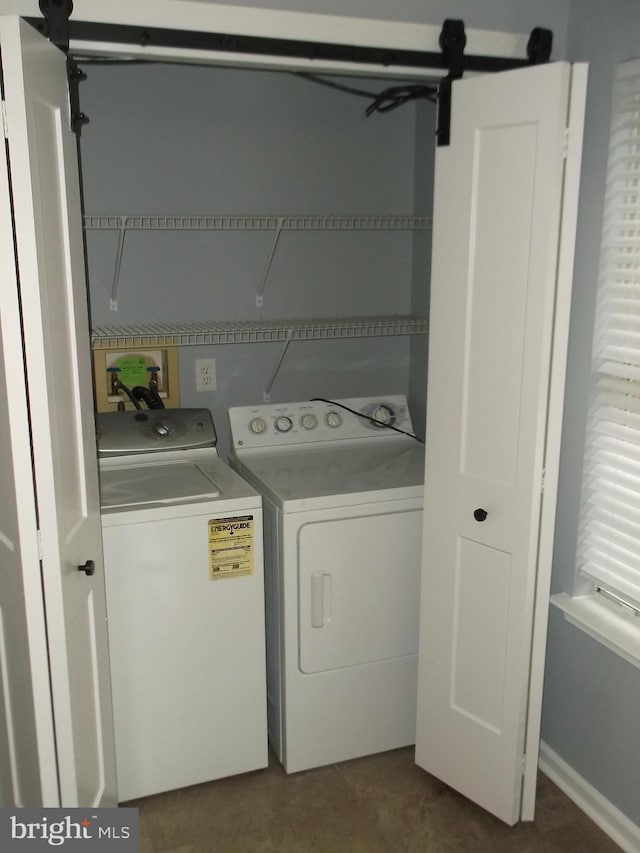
[97,408,217,456]
[229,396,414,450]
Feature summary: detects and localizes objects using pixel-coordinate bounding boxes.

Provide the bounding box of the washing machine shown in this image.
[228,395,424,773]
[97,408,268,802]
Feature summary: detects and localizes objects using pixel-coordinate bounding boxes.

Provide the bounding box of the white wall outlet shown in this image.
[195,358,217,392]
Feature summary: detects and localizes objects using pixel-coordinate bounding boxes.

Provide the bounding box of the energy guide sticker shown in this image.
[209,515,254,580]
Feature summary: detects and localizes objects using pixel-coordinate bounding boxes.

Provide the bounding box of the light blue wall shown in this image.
[77,7,570,458]
[542,0,640,830]
[81,63,423,456]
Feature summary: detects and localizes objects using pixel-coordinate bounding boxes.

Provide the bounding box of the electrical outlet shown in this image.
[195,358,217,392]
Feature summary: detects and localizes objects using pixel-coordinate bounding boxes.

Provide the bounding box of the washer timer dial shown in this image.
[151,421,171,437]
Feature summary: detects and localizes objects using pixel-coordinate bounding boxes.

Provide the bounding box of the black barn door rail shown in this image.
[26,8,552,144]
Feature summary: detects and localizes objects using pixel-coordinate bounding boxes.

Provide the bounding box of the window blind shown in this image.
[577,59,640,609]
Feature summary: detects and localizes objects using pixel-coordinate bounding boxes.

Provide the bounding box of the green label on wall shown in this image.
[112,356,149,388]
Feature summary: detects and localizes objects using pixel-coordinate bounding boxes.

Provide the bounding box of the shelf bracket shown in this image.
[263,333,293,402]
[109,216,128,311]
[256,217,285,307]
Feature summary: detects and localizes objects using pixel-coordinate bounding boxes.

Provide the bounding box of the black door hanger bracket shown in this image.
[36,0,88,135]
[436,20,553,147]
[436,19,466,148]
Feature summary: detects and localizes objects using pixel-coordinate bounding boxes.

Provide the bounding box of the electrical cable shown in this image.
[295,72,437,116]
[310,397,424,443]
[364,84,438,115]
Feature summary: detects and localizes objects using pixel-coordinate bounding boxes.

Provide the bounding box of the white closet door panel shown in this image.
[0,16,116,806]
[449,538,511,733]
[0,122,57,806]
[416,61,585,825]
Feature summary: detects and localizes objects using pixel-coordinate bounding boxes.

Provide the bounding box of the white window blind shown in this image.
[577,59,640,610]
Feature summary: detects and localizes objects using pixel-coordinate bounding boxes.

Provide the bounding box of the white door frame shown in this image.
[521,63,587,819]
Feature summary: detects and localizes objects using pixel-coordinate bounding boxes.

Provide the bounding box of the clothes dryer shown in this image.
[229,396,424,773]
[97,408,267,801]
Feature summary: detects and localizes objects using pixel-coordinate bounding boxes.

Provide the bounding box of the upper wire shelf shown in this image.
[83,213,432,311]
[91,315,429,350]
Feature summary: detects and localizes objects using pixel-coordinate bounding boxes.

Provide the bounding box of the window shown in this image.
[576,59,640,613]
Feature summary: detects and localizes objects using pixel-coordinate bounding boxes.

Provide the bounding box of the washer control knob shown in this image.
[152,421,171,437]
[325,411,342,428]
[275,416,293,433]
[300,413,318,431]
[372,405,395,426]
[249,417,267,435]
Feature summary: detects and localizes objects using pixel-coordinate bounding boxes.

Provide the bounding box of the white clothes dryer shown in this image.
[229,396,424,773]
[97,408,267,801]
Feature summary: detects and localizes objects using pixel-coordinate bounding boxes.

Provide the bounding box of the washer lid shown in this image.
[100,462,221,509]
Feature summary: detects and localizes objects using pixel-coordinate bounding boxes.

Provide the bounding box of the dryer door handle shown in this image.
[311,571,332,628]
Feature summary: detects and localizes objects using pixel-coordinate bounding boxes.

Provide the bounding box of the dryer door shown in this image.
[297,505,422,673]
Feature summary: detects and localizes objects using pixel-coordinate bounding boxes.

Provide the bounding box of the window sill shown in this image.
[550,592,640,670]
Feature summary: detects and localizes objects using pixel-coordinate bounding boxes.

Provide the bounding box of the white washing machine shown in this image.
[229,395,424,773]
[97,408,268,802]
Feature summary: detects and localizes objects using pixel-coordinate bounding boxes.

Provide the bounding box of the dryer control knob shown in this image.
[372,405,395,427]
[249,417,267,435]
[300,413,318,430]
[275,416,293,433]
[325,411,342,428]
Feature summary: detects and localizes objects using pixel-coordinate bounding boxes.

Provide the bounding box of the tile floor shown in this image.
[127,748,621,852]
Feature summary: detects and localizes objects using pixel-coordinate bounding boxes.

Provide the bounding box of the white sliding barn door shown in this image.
[416,62,586,825]
[0,16,116,806]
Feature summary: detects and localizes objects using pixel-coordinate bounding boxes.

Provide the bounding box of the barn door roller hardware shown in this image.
[36,0,88,135]
[436,19,553,147]
[27,9,551,140]
[27,14,551,78]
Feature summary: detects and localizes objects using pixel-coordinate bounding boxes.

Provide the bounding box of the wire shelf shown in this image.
[83,214,432,231]
[91,315,429,350]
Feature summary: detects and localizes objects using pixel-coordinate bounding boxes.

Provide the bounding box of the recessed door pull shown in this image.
[77,559,96,576]
[473,508,488,522]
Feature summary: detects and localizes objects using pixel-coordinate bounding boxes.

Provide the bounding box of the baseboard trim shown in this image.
[539,741,640,853]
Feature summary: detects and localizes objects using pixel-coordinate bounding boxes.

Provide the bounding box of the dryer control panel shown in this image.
[229,396,415,450]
